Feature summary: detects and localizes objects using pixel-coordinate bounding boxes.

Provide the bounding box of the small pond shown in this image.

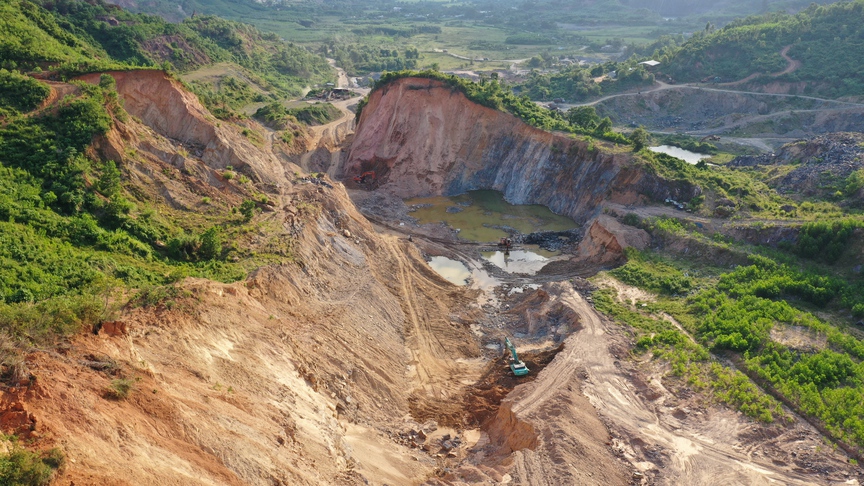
[406,190,576,243]
[649,145,710,165]
[412,190,576,278]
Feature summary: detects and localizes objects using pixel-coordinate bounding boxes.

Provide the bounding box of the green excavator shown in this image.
[504,337,530,376]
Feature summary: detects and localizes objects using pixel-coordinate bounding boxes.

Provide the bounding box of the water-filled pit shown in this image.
[649,145,710,164]
[410,190,576,280]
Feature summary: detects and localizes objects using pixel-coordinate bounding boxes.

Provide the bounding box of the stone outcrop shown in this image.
[346,77,696,224]
[730,132,864,200]
[575,215,650,265]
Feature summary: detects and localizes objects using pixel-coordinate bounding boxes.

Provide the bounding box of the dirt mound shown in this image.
[575,214,650,265]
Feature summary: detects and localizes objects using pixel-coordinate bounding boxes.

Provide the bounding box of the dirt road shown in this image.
[519,282,844,485]
[298,62,369,174]
[719,45,802,87]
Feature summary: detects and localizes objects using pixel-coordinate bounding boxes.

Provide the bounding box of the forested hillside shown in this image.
[0,0,331,98]
[661,0,864,98]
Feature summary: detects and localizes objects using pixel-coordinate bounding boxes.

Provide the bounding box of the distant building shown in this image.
[639,60,661,67]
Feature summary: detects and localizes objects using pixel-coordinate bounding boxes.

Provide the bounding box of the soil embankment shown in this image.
[77,70,290,185]
[345,77,698,224]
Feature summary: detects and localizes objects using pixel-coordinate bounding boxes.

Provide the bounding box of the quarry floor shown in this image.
[349,188,862,486]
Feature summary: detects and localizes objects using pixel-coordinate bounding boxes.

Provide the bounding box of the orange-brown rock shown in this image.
[77,71,288,185]
[346,77,698,223]
[576,214,650,265]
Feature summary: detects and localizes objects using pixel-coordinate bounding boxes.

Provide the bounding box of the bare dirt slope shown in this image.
[520,282,854,485]
[0,70,484,485]
[13,167,486,486]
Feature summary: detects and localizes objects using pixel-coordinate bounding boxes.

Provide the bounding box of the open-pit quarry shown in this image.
[5,72,860,486]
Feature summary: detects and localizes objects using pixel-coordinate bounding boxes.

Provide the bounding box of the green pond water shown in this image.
[411,191,577,279]
[405,190,576,243]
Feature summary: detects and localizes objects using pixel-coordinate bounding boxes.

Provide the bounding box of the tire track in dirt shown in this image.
[382,237,481,413]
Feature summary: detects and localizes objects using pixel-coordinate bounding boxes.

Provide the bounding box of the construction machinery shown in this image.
[504,337,529,376]
[352,171,376,185]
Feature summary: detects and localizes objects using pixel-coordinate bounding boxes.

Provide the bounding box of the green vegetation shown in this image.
[105,378,134,399]
[369,70,633,145]
[664,1,864,98]
[593,284,782,422]
[326,42,419,75]
[0,0,332,119]
[254,102,340,129]
[0,69,50,114]
[515,60,655,102]
[655,133,719,155]
[0,439,63,486]
[638,149,801,217]
[601,216,864,450]
[0,6,324,367]
[794,219,863,264]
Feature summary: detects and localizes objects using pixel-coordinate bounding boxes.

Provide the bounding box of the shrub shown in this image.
[239,199,258,222]
[795,219,861,264]
[622,213,642,227]
[0,442,60,486]
[105,378,133,399]
[0,70,50,112]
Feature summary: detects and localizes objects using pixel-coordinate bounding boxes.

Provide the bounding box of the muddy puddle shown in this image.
[481,248,558,275]
[428,256,501,292]
[427,256,471,285]
[405,190,576,242]
[649,145,710,164]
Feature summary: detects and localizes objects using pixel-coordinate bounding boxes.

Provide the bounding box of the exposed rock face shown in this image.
[77,70,288,185]
[576,215,650,265]
[730,132,864,201]
[346,77,694,224]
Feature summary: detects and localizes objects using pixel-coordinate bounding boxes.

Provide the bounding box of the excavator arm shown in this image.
[504,337,529,376]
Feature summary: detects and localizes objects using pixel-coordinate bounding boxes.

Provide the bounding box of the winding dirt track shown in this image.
[719,45,802,87]
[516,283,825,485]
[561,45,864,111]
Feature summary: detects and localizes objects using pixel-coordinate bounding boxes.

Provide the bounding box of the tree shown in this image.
[630,126,651,151]
[199,227,223,260]
[594,116,612,134]
[566,106,600,130]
